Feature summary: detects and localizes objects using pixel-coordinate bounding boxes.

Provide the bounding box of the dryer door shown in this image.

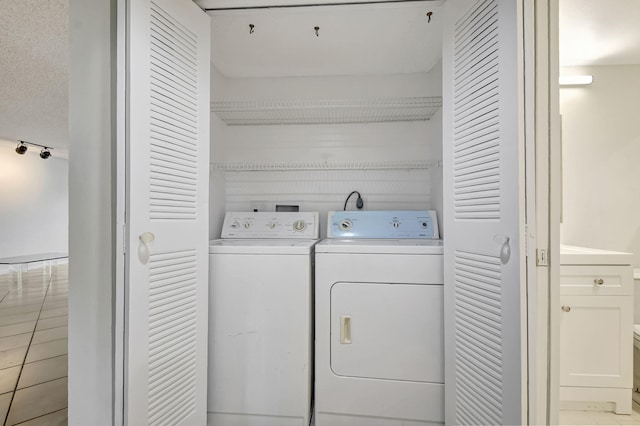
[330,282,444,383]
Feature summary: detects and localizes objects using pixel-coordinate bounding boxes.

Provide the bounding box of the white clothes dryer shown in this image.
[208,212,319,426]
[315,211,444,426]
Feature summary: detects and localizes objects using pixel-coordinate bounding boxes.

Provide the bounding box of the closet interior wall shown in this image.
[206,3,444,239]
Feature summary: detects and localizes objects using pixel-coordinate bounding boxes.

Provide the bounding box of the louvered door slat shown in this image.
[454,123,499,152]
[149,163,197,181]
[151,74,197,112]
[454,2,497,55]
[150,125,197,147]
[456,307,502,346]
[150,156,198,177]
[150,115,197,142]
[455,359,502,405]
[151,107,197,134]
[456,331,502,374]
[150,49,197,92]
[452,0,501,223]
[150,142,197,163]
[148,333,196,370]
[150,39,197,84]
[150,7,197,60]
[455,91,499,124]
[126,0,208,423]
[455,139,499,160]
[454,116,499,144]
[455,47,499,90]
[151,96,198,127]
[444,0,524,423]
[146,249,198,425]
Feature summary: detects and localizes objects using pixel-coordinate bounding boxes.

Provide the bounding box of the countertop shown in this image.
[560,245,633,266]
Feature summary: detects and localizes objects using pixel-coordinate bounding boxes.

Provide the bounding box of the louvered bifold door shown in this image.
[125,0,210,424]
[442,1,526,425]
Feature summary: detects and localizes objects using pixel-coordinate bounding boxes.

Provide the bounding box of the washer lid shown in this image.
[315,239,443,255]
[209,239,317,255]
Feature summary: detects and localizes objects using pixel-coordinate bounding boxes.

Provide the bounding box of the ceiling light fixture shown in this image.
[15,141,27,155]
[14,140,53,159]
[559,75,593,86]
[39,147,51,159]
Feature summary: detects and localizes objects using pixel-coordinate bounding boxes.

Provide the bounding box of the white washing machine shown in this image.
[315,211,444,426]
[208,211,319,426]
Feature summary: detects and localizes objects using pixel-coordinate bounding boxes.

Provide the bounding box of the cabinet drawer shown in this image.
[560,265,632,296]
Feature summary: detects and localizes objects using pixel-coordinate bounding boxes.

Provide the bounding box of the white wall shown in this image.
[68,0,116,424]
[209,65,443,238]
[560,65,640,267]
[0,142,68,258]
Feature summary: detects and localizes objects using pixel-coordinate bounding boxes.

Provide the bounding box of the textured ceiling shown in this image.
[0,0,637,158]
[0,0,68,156]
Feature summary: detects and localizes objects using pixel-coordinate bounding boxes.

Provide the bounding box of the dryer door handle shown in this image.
[340,315,352,344]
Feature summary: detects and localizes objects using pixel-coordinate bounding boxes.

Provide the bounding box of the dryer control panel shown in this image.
[221,212,319,239]
[327,210,439,239]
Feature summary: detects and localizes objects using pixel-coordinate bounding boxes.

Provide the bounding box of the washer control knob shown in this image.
[267,222,276,229]
[421,221,428,228]
[339,220,352,231]
[392,221,400,229]
[243,221,251,229]
[230,221,240,229]
[293,220,307,231]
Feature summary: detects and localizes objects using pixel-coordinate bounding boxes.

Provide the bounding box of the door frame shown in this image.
[68,0,123,423]
[69,0,559,423]
[525,0,560,424]
[114,0,127,423]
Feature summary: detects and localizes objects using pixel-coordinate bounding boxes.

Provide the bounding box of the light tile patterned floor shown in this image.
[4,262,640,425]
[561,401,640,425]
[0,264,67,425]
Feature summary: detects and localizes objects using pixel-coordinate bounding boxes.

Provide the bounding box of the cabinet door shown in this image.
[560,295,633,389]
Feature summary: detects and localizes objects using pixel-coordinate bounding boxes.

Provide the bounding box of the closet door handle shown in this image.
[594,278,604,285]
[340,315,352,344]
[138,232,155,265]
[561,306,571,312]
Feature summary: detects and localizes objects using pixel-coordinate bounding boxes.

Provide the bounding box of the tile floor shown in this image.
[3,262,640,426]
[0,264,67,425]
[560,402,640,425]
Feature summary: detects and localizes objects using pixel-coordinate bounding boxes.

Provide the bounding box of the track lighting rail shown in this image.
[15,140,54,159]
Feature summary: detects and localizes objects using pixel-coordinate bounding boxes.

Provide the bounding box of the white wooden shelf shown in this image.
[211,160,439,171]
[210,97,442,125]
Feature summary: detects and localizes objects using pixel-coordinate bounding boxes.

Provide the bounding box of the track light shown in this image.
[39,148,51,159]
[14,140,53,159]
[15,142,27,155]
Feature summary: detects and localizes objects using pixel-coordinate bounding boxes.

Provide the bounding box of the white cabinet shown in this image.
[559,246,634,414]
[560,295,632,388]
